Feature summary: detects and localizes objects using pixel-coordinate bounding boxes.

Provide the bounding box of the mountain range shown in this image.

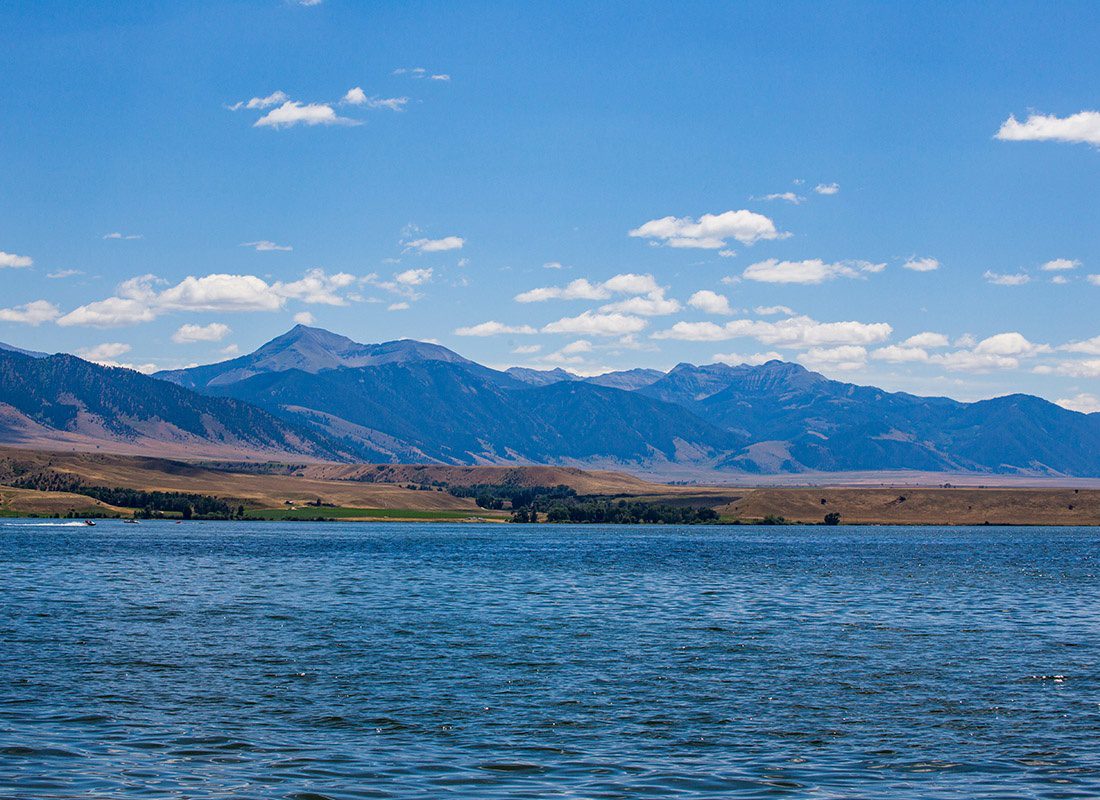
[1,324,1098,476]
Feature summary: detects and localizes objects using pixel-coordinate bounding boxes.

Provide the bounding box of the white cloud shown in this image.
[973,332,1048,356]
[220,344,240,356]
[47,269,83,279]
[629,210,785,249]
[814,183,840,195]
[718,249,737,258]
[293,311,315,325]
[102,232,142,240]
[653,315,892,347]
[0,250,33,268]
[600,294,681,316]
[0,300,61,326]
[343,87,367,105]
[996,111,1100,147]
[387,302,409,311]
[365,96,408,111]
[394,268,433,286]
[454,321,538,336]
[405,236,465,253]
[543,261,564,270]
[1052,275,1069,285]
[902,331,950,348]
[742,258,884,284]
[712,351,783,366]
[758,192,805,204]
[797,345,868,371]
[983,270,1030,286]
[77,342,131,360]
[542,311,647,337]
[1057,393,1100,414]
[516,273,659,303]
[561,339,592,354]
[241,240,292,252]
[228,91,289,111]
[872,345,930,363]
[754,305,794,316]
[394,67,449,81]
[903,256,940,272]
[688,290,733,315]
[1062,335,1100,356]
[172,323,231,344]
[274,269,358,305]
[1040,359,1100,378]
[254,101,355,129]
[1040,258,1080,271]
[932,350,1019,372]
[58,269,359,327]
[512,344,542,354]
[1090,275,1100,286]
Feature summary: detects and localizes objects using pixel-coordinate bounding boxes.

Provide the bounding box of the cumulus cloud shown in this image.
[254,101,356,129]
[872,345,930,363]
[653,315,892,347]
[172,323,231,344]
[814,183,840,195]
[542,311,647,337]
[393,268,433,286]
[973,332,1049,356]
[241,240,292,252]
[932,350,1020,372]
[405,236,464,253]
[57,269,360,327]
[454,321,538,336]
[1057,393,1100,414]
[0,300,61,326]
[1061,334,1100,356]
[0,250,33,268]
[629,210,785,249]
[983,270,1030,286]
[342,87,367,105]
[742,258,885,284]
[1041,258,1080,271]
[516,273,660,303]
[600,294,681,316]
[903,256,940,272]
[293,311,315,325]
[712,351,783,366]
[77,342,132,361]
[1037,359,1100,378]
[797,345,868,371]
[996,111,1100,147]
[902,331,950,348]
[688,290,733,315]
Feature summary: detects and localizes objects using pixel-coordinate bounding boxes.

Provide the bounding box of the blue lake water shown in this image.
[1,520,1098,799]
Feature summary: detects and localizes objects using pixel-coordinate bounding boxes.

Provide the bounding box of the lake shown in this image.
[1,520,1098,798]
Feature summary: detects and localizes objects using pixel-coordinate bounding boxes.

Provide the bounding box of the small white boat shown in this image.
[83,519,96,527]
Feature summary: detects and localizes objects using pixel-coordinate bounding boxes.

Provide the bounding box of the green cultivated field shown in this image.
[245,506,496,521]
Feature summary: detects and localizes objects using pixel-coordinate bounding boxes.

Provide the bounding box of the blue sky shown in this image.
[2,1,1099,409]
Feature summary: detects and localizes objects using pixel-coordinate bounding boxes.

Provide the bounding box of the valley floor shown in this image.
[1,446,1099,525]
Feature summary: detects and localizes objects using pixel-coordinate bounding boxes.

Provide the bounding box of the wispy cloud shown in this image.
[742,258,884,284]
[103,232,142,241]
[902,256,939,272]
[983,270,1030,286]
[455,321,538,336]
[240,240,292,252]
[404,236,464,253]
[814,183,840,195]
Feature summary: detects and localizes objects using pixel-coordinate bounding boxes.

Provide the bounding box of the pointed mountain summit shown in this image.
[157,325,476,389]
